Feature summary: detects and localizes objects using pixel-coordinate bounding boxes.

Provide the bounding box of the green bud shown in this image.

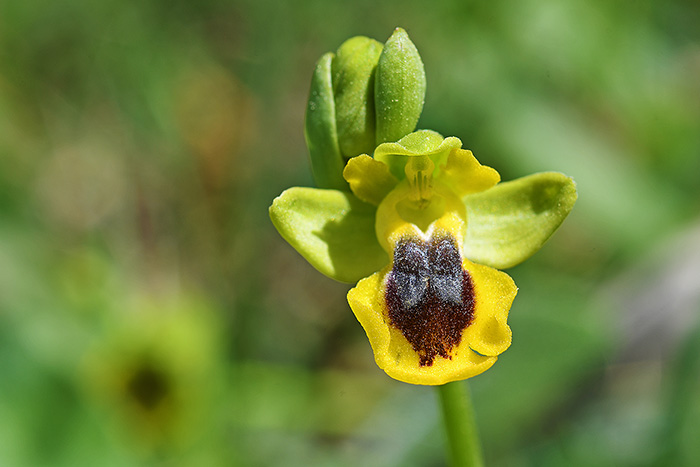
[332,36,383,159]
[304,52,346,190]
[375,28,426,145]
[304,29,426,189]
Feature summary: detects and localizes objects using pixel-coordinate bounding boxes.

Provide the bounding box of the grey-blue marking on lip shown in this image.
[385,233,475,366]
[392,239,430,309]
[429,237,463,305]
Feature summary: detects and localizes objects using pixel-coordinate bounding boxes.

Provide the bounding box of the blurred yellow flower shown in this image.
[81,294,223,452]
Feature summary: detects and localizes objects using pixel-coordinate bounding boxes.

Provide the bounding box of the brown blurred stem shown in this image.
[436,381,484,467]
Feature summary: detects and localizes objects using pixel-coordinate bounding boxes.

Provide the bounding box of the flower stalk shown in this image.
[437,381,483,467]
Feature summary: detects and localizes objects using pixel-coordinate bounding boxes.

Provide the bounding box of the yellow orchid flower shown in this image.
[270,29,576,385]
[271,129,576,385]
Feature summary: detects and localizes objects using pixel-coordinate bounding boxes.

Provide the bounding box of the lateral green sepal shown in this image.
[269,187,389,283]
[462,172,578,269]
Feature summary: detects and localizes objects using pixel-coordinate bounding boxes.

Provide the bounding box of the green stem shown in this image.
[436,381,484,467]
[652,320,700,465]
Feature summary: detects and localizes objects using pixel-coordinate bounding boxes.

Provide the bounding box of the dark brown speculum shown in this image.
[385,234,475,366]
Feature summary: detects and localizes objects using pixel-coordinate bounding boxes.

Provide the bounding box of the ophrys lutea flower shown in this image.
[270,29,577,385]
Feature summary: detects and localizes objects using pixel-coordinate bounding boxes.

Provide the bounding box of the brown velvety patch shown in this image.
[385,235,475,366]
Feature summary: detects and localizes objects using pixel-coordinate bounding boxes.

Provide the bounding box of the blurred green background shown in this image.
[1,0,699,465]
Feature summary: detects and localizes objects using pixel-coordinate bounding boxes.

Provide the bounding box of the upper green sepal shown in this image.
[375,28,426,145]
[462,172,578,269]
[374,130,461,181]
[305,52,347,190]
[269,187,389,283]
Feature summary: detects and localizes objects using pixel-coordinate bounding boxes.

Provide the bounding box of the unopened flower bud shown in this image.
[304,29,426,190]
[332,36,383,159]
[375,28,426,145]
[305,53,346,190]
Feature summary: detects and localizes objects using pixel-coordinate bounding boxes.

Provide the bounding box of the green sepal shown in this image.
[269,187,389,283]
[375,27,427,145]
[304,52,347,190]
[374,130,461,181]
[332,36,383,159]
[462,172,578,269]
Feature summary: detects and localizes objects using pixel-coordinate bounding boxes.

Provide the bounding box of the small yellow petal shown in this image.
[343,155,399,205]
[441,148,500,196]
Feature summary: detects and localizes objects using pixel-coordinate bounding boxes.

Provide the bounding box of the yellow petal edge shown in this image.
[441,148,501,196]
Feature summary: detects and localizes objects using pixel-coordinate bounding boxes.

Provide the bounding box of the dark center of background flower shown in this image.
[126,361,170,411]
[385,235,475,366]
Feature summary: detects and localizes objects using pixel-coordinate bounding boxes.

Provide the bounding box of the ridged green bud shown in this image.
[375,28,426,145]
[305,53,346,190]
[304,29,426,190]
[332,36,384,160]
